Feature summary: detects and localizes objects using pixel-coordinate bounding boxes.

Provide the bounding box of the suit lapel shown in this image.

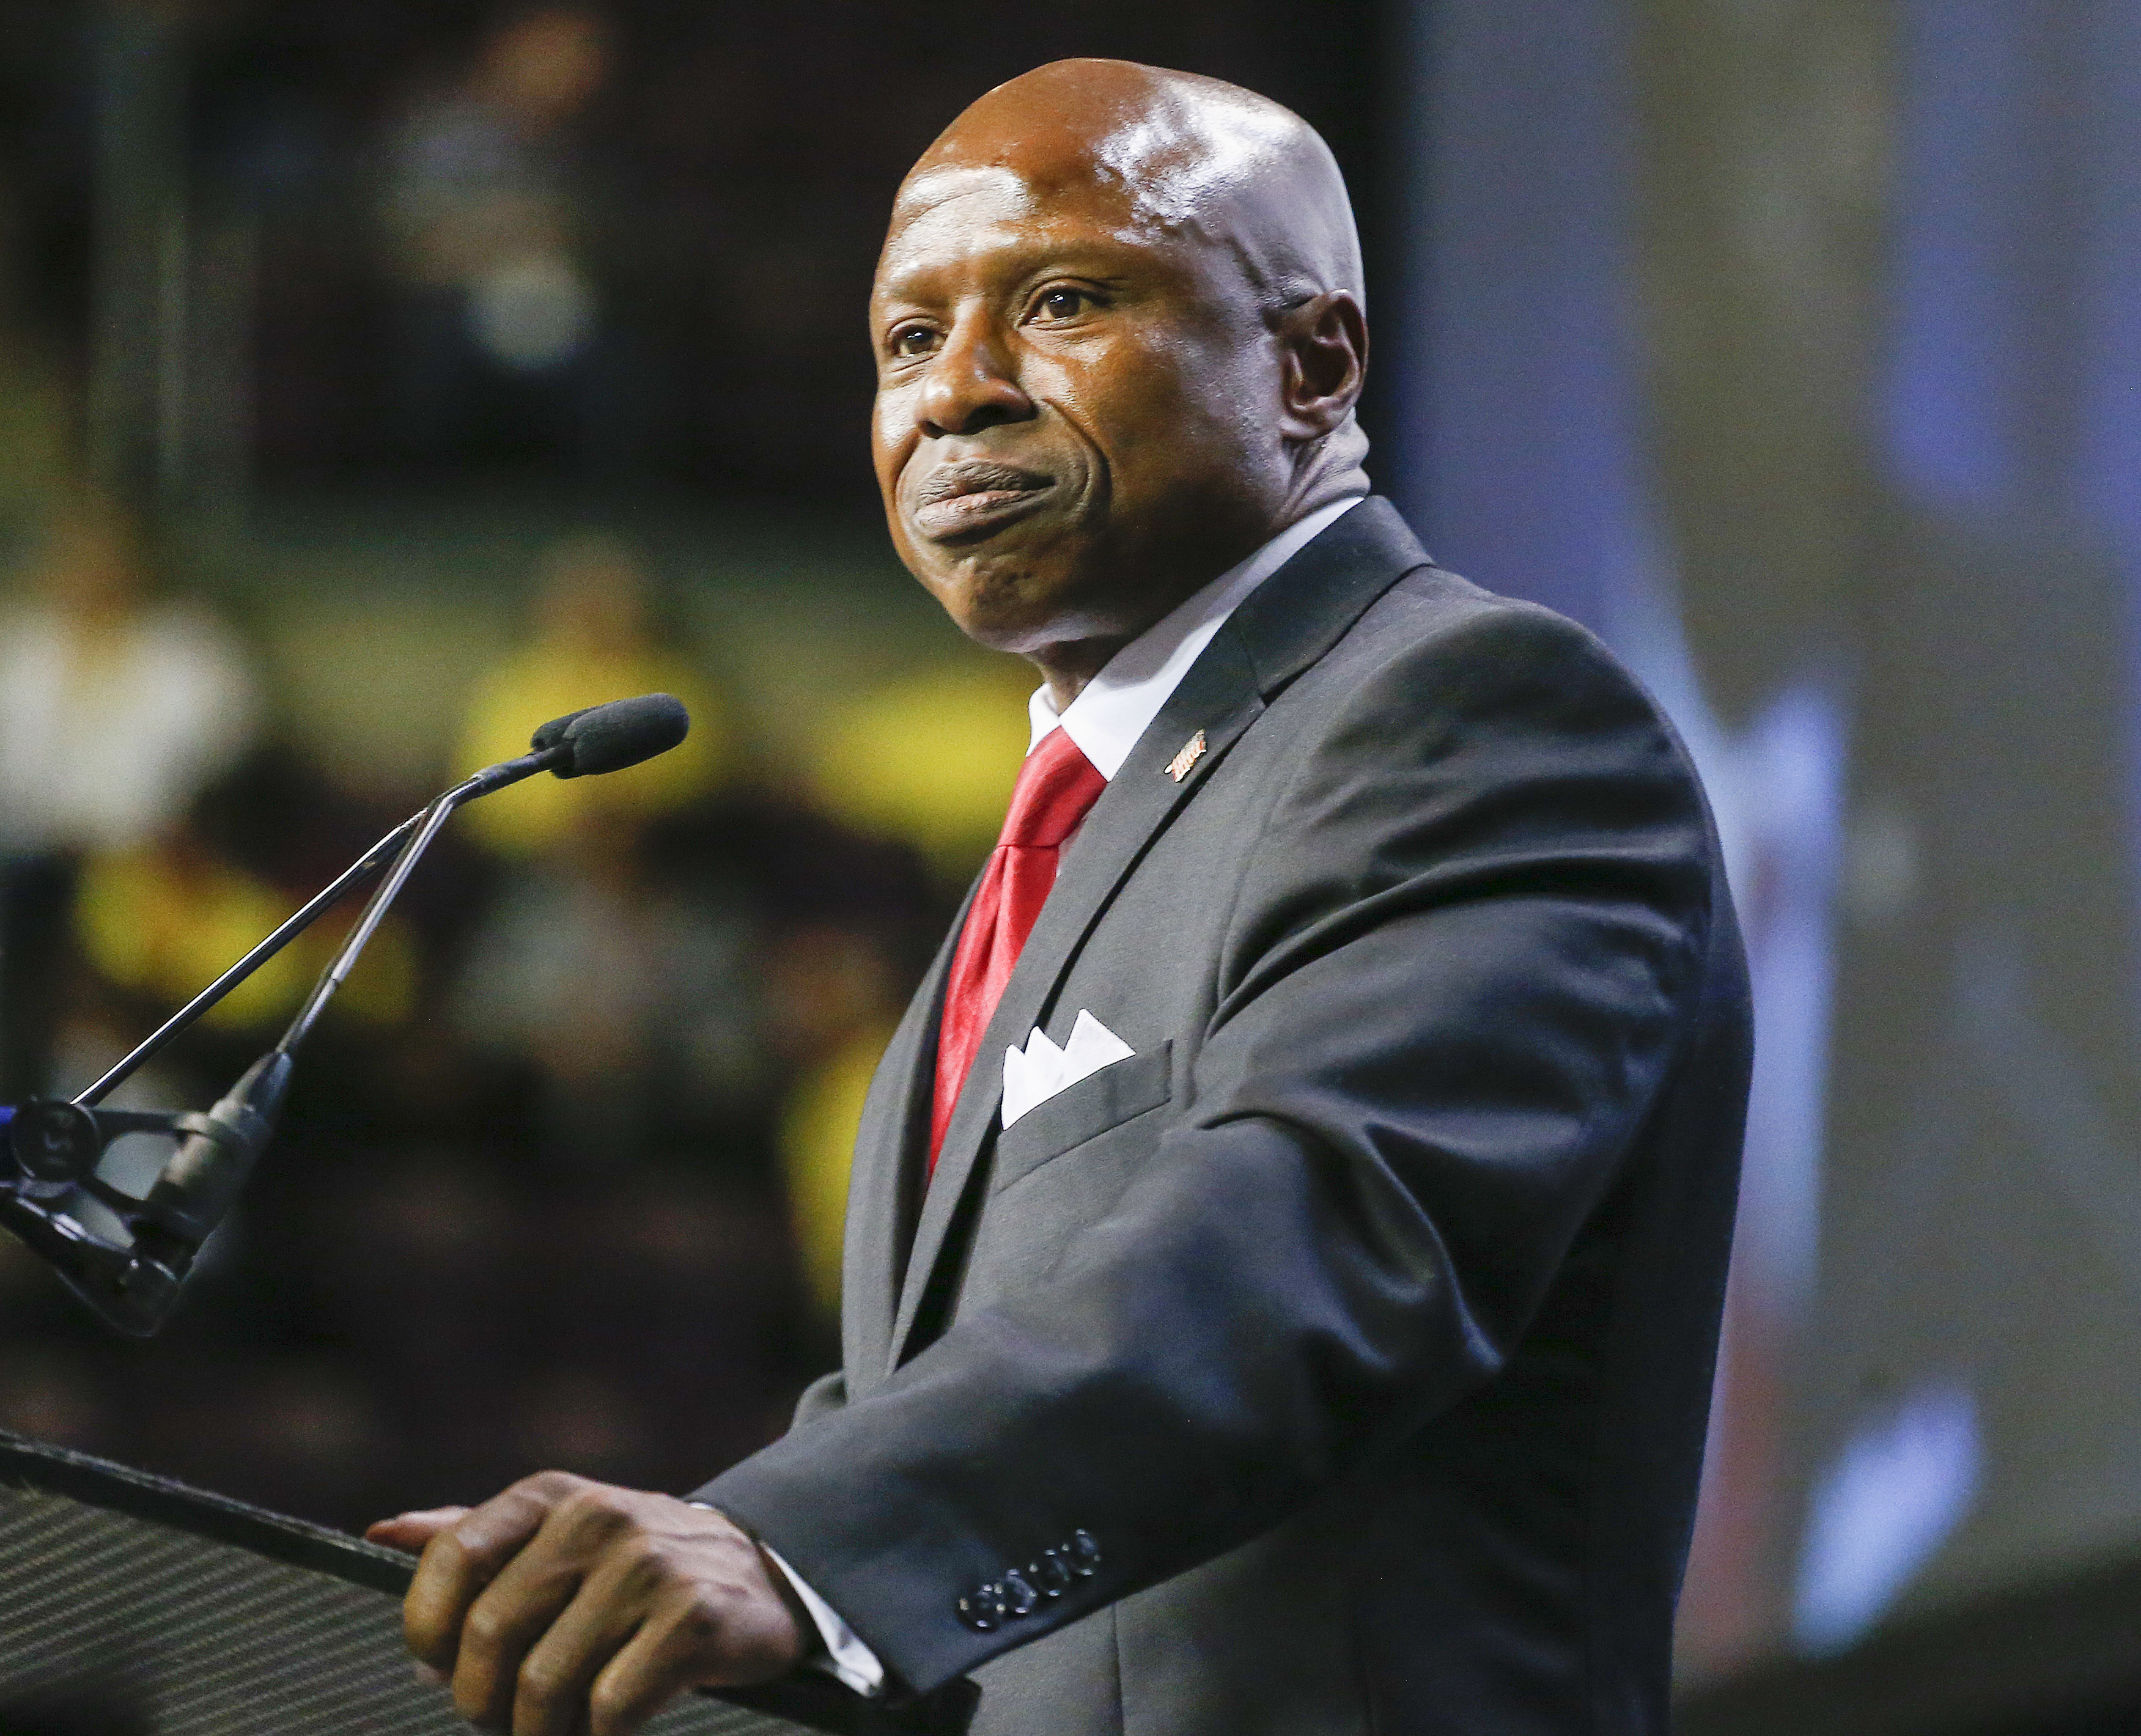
[883,496,1434,1371]
[839,875,976,1397]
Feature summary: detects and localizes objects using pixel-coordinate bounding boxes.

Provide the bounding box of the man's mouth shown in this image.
[908,462,1055,540]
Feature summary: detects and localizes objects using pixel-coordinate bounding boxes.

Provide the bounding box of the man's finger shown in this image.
[449,1507,607,1732]
[507,1550,650,1736]
[366,1507,470,1553]
[404,1474,590,1675]
[583,1600,718,1736]
[584,1573,804,1736]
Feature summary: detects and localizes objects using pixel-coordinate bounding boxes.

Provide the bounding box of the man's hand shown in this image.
[365,1473,806,1736]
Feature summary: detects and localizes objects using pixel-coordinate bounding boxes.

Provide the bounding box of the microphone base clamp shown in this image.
[0,1100,234,1337]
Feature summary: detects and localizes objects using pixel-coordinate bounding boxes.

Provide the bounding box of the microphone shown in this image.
[0,694,691,1336]
[548,691,689,778]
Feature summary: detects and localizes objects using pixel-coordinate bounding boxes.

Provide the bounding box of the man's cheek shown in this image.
[871,400,918,479]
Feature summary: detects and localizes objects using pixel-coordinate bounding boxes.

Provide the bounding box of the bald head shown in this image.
[870,60,1371,702]
[901,60,1363,318]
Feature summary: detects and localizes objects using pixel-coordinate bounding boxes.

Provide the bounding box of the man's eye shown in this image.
[1034,287,1092,322]
[890,326,938,359]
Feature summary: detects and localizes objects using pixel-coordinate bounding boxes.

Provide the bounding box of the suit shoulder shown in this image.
[1308,565,1681,755]
[1363,561,1609,660]
[1262,565,1721,908]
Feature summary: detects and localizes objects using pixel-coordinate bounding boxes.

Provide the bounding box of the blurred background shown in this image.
[0,1,2133,1731]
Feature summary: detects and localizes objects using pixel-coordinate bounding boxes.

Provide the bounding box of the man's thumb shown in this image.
[364,1506,471,1552]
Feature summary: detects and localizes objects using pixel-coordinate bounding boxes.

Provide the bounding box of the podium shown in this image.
[0,1432,974,1735]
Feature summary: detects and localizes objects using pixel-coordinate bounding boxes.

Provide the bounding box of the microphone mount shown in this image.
[0,696,687,1336]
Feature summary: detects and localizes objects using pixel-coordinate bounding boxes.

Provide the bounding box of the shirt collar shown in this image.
[1026,496,1365,779]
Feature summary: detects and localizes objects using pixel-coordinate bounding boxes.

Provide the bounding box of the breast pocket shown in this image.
[990,1040,1174,1195]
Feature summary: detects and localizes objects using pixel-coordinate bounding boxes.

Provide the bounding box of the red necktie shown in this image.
[930,727,1105,1171]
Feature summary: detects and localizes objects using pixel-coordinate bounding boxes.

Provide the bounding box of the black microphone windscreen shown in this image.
[555,693,690,778]
[528,707,592,754]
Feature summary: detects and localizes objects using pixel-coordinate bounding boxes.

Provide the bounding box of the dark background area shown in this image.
[0,0,1389,506]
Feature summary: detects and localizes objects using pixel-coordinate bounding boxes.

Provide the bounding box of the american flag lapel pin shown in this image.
[1165,730,1207,782]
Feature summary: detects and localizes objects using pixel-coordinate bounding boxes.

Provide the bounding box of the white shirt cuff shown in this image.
[761,1543,887,1698]
[690,1505,885,1699]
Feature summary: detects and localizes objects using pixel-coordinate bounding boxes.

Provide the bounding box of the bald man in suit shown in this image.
[375,60,1751,1736]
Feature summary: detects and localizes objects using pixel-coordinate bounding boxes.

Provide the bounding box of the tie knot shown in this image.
[1001,728,1105,848]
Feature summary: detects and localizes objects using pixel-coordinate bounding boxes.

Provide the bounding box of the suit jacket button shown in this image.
[956,1589,1002,1633]
[1069,1529,1101,1575]
[1001,1569,1039,1616]
[1033,1550,1073,1595]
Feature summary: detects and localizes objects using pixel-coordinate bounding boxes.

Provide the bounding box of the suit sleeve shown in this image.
[790,1368,848,1431]
[698,601,1718,1696]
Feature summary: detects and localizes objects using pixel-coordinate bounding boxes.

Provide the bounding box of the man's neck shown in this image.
[1036,639,1125,713]
[1030,491,1367,713]
[1029,484,1368,709]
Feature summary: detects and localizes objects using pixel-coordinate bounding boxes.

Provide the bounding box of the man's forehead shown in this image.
[891,166,1044,237]
[875,64,1360,314]
[893,97,1264,230]
[874,164,1156,297]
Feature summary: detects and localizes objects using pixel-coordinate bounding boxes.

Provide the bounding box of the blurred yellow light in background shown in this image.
[807,662,1032,885]
[75,846,417,1031]
[779,1018,897,1320]
[454,645,728,855]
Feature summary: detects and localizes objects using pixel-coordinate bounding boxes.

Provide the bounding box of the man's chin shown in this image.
[894,510,1118,646]
[926,567,1087,653]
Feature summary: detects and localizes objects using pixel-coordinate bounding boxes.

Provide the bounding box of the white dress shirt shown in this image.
[742,493,1366,1698]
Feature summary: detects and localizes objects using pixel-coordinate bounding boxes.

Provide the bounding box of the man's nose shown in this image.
[916,318,1033,438]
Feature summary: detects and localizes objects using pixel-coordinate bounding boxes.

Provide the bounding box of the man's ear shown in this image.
[1275,290,1368,441]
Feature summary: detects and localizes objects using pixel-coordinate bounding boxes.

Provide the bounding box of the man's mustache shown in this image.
[912,460,1053,506]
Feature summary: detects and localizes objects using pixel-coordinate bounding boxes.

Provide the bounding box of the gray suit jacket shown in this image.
[700,498,1751,1736]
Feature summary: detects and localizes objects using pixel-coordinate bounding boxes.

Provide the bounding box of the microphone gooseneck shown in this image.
[1,694,691,1336]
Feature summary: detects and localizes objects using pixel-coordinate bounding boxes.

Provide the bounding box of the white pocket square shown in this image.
[1002,1010,1135,1130]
